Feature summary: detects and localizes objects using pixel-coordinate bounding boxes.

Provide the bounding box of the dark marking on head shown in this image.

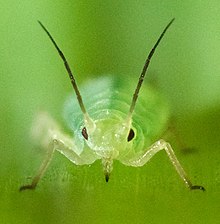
[127,128,135,142]
[82,127,88,140]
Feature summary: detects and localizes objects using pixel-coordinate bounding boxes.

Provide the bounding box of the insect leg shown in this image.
[19,139,57,191]
[19,134,90,191]
[128,139,205,191]
[20,113,90,191]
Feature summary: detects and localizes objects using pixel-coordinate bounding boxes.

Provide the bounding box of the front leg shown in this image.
[19,139,57,191]
[20,135,88,191]
[20,112,92,191]
[127,139,205,191]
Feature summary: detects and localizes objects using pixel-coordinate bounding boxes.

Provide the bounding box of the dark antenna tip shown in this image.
[38,20,88,116]
[128,18,175,118]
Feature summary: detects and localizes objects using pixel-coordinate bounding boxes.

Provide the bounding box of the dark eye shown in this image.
[127,128,135,142]
[82,127,88,140]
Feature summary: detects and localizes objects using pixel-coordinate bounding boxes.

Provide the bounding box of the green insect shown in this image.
[20,18,205,191]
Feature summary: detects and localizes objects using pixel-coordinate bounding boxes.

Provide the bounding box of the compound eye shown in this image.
[82,127,88,140]
[127,128,135,142]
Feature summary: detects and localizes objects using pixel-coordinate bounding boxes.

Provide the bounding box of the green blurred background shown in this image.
[1,0,220,223]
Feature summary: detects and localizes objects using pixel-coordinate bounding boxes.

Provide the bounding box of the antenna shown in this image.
[38,21,89,119]
[128,18,175,120]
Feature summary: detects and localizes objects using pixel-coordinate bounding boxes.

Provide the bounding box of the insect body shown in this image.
[64,76,169,180]
[20,19,205,191]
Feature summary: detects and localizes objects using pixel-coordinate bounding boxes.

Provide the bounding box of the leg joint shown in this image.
[52,138,58,144]
[156,139,167,148]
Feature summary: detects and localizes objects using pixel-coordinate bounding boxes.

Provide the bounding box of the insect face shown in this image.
[83,114,131,159]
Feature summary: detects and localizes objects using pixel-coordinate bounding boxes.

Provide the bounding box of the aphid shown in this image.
[20,18,205,191]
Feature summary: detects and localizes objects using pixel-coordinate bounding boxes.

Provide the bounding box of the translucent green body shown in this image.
[64,75,169,166]
[19,20,204,191]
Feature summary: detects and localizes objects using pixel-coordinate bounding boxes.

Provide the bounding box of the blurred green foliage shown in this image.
[1,1,220,223]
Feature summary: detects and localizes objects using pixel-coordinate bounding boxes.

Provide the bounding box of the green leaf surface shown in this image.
[1,1,220,223]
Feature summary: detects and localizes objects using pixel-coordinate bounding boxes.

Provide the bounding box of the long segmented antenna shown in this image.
[38,21,89,119]
[127,18,175,120]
